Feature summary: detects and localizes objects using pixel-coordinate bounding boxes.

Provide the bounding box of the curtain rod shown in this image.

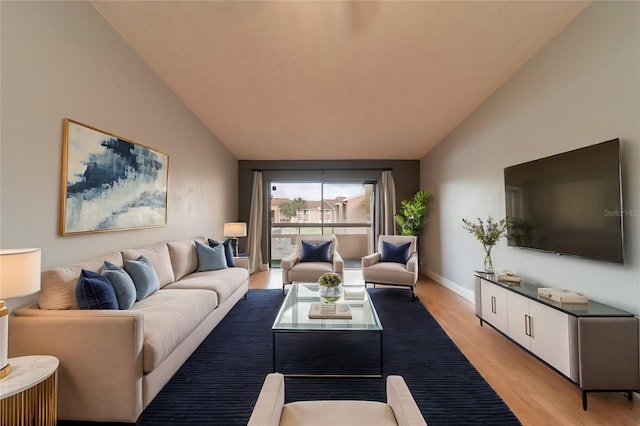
[250,168,392,172]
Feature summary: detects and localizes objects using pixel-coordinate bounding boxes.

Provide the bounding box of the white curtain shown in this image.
[248,171,269,273]
[381,170,397,235]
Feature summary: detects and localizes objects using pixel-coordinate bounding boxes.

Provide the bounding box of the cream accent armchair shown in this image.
[281,235,344,293]
[362,235,419,300]
[247,373,427,426]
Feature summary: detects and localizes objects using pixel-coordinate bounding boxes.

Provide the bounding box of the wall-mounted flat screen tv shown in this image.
[504,139,624,264]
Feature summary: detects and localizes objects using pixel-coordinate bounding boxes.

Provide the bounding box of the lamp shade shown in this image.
[0,248,41,299]
[223,222,247,238]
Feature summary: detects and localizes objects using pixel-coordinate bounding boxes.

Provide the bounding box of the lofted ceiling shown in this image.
[92,1,590,161]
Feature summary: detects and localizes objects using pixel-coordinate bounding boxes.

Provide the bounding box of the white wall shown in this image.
[421,2,640,314]
[1,2,238,305]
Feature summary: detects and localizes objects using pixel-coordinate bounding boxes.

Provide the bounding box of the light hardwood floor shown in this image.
[249,269,640,425]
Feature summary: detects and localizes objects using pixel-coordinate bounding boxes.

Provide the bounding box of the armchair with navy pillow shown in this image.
[362,235,419,300]
[281,235,344,293]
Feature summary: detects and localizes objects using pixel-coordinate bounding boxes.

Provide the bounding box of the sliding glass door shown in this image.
[269,181,375,268]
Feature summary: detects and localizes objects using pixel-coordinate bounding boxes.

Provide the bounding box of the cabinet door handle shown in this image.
[524,315,534,337]
[491,296,496,314]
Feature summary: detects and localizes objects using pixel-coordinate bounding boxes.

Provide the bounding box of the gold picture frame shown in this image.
[60,119,169,235]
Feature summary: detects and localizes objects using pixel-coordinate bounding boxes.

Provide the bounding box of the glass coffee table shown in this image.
[272,283,383,377]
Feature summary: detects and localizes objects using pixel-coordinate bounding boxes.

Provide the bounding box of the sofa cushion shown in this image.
[101,261,136,310]
[164,268,248,304]
[167,239,201,281]
[75,269,119,310]
[38,252,123,310]
[287,262,334,283]
[124,256,160,301]
[207,238,236,267]
[131,289,218,373]
[281,401,397,426]
[300,240,332,263]
[380,241,411,264]
[362,262,416,286]
[122,243,175,288]
[195,241,228,272]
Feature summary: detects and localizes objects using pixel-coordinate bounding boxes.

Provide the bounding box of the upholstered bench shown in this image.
[248,373,427,426]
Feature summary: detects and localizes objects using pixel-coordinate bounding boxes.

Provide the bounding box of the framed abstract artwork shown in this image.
[60,119,169,235]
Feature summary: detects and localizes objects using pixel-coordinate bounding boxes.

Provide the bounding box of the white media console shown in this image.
[474,272,639,410]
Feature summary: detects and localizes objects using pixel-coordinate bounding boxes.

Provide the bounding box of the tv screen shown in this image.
[504,139,624,264]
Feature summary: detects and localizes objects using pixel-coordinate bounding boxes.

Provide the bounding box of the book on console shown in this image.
[537,288,588,304]
[498,274,521,284]
[308,303,352,319]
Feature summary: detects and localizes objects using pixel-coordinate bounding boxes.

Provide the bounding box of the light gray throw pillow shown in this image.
[195,240,228,272]
[101,261,136,309]
[124,255,160,301]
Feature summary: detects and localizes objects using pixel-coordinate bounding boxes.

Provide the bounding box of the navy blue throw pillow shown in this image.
[300,240,332,263]
[207,238,236,267]
[380,240,412,264]
[76,269,119,310]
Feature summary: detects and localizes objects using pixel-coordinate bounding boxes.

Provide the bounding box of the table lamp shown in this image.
[0,248,41,379]
[223,222,247,257]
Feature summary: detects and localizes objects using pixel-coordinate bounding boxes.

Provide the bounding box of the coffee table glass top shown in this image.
[272,284,383,331]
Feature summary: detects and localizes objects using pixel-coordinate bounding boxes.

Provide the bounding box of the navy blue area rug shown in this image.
[140,289,520,425]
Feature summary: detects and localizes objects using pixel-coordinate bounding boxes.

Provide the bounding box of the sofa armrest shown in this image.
[362,252,381,268]
[406,253,418,274]
[9,307,145,423]
[234,256,249,270]
[281,254,299,271]
[332,251,344,275]
[386,375,427,426]
[247,373,285,426]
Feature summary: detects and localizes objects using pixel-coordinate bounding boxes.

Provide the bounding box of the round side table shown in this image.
[0,355,59,425]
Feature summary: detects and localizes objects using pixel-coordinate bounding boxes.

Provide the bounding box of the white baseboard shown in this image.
[424,269,475,303]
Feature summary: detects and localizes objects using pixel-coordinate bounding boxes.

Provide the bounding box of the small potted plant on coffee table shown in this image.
[318,272,343,302]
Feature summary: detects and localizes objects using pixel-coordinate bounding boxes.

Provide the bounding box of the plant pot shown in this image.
[319,284,343,303]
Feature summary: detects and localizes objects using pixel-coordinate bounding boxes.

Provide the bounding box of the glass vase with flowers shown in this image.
[462,216,510,273]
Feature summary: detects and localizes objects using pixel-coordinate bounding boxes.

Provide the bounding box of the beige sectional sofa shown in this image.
[8,238,249,423]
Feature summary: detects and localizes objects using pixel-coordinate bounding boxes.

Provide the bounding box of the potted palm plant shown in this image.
[395,190,432,236]
[394,190,431,268]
